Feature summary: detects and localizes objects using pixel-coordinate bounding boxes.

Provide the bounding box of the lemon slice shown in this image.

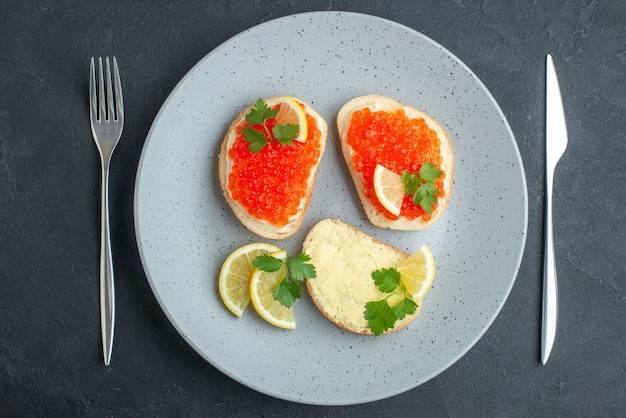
[273,96,308,143]
[397,245,435,301]
[373,163,404,216]
[249,250,296,329]
[218,242,282,317]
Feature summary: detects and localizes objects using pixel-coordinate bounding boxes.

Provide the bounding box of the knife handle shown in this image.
[541,175,558,364]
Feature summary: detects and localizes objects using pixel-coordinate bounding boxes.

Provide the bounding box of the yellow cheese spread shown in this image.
[304,219,407,332]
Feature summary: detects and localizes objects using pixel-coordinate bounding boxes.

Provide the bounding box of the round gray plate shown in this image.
[134,11,528,405]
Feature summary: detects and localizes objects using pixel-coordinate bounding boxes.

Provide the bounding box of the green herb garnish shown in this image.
[242,98,300,152]
[400,162,443,214]
[364,267,418,335]
[273,123,300,146]
[252,252,316,308]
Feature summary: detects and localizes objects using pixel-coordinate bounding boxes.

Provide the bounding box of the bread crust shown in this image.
[303,219,422,336]
[218,97,328,239]
[337,95,454,230]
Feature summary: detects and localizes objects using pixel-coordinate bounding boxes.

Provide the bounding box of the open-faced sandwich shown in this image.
[337,95,454,230]
[303,219,434,336]
[219,96,328,239]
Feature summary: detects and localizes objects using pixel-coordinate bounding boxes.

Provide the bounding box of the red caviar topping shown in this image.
[347,108,445,221]
[228,106,322,227]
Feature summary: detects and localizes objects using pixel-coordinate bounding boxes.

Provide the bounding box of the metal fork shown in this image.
[89,57,124,365]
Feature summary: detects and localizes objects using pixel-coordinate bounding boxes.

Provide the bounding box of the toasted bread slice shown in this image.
[303,219,421,335]
[219,97,328,239]
[337,95,454,230]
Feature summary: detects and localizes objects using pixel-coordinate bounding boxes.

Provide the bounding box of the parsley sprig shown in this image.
[400,162,443,214]
[252,252,317,308]
[364,267,418,335]
[242,98,300,152]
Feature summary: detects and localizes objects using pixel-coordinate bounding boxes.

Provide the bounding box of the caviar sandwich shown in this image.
[337,95,454,230]
[219,96,328,239]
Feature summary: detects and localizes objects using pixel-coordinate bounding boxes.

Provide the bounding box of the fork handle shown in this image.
[100,160,115,366]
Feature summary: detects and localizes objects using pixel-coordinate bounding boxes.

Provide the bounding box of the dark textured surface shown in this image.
[1,0,625,416]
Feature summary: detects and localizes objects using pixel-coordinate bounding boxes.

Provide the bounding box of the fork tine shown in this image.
[112,57,124,122]
[97,57,106,122]
[105,57,115,122]
[89,57,97,123]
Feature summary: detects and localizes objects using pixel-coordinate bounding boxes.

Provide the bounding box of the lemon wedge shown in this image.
[373,163,404,216]
[218,242,282,317]
[397,245,435,301]
[273,95,308,143]
[249,250,296,329]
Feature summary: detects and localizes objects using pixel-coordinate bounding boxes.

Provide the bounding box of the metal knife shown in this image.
[542,54,568,364]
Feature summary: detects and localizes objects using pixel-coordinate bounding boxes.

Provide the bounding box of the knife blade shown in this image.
[542,54,568,364]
